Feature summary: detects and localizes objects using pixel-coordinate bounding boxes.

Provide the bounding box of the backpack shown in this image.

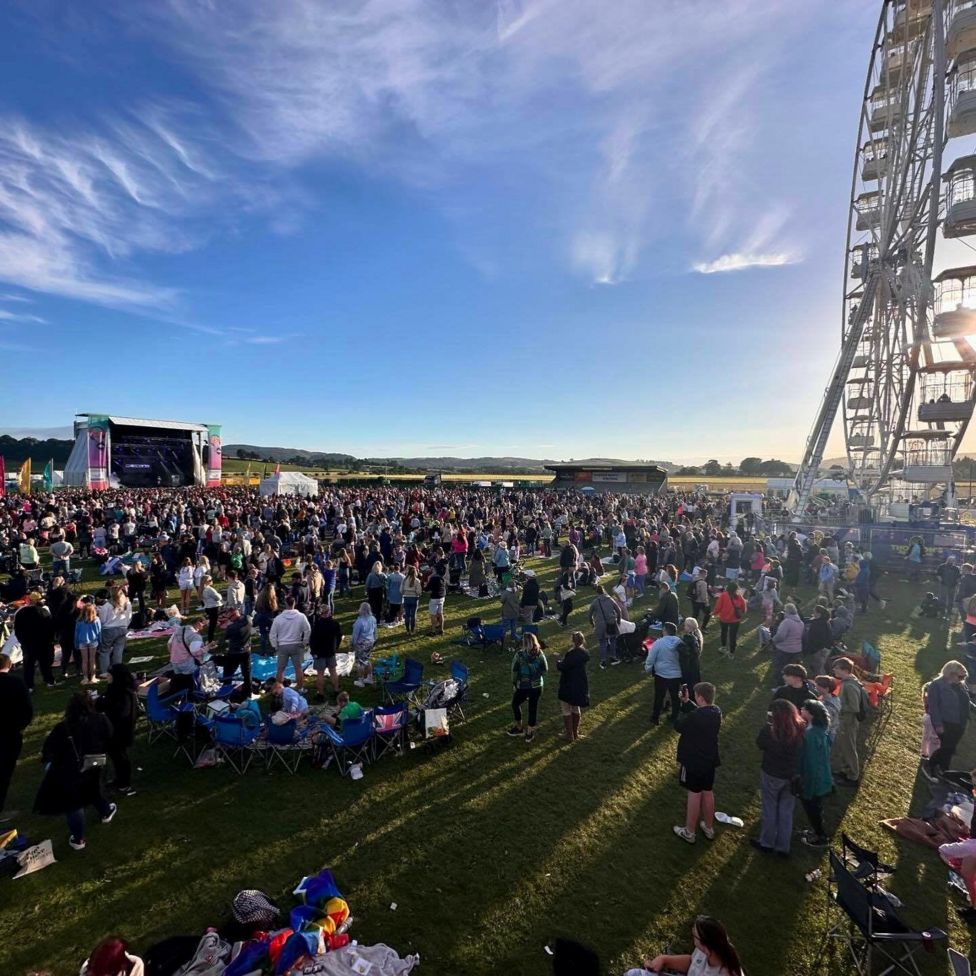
[856,684,869,722]
[174,932,231,976]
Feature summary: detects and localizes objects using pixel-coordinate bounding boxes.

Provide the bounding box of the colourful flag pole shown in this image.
[43,459,53,491]
[19,458,31,495]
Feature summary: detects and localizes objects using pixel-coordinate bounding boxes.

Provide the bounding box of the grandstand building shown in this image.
[545,461,668,495]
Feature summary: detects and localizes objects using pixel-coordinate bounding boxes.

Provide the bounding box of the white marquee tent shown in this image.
[258,471,319,497]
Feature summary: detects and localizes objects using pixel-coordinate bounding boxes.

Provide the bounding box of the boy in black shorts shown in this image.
[673,681,722,844]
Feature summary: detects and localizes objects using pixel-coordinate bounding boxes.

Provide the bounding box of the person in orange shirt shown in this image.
[713,581,747,659]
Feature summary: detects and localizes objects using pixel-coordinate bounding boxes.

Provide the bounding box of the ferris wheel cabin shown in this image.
[901,431,955,482]
[846,377,874,411]
[850,243,878,279]
[869,85,902,132]
[918,362,976,421]
[855,191,881,230]
[949,49,976,137]
[860,139,889,181]
[944,154,976,236]
[948,0,976,60]
[933,266,976,336]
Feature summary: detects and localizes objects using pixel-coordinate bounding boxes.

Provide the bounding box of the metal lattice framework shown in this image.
[791,0,976,518]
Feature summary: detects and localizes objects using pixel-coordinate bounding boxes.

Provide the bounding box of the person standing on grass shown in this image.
[351,602,378,688]
[672,681,722,845]
[364,561,387,622]
[923,660,971,782]
[14,591,57,690]
[557,564,576,628]
[752,698,804,856]
[938,555,961,618]
[0,653,32,821]
[680,616,703,689]
[270,594,311,691]
[712,581,746,659]
[401,565,423,634]
[690,568,711,630]
[221,607,253,697]
[557,631,589,741]
[589,584,622,669]
[508,633,548,743]
[97,585,132,678]
[75,600,102,685]
[500,579,521,640]
[831,657,864,787]
[645,622,684,727]
[97,664,138,798]
[798,700,834,848]
[201,574,223,643]
[309,606,342,701]
[425,563,447,635]
[177,557,195,615]
[34,693,117,852]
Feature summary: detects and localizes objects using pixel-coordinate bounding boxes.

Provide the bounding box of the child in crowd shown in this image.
[814,675,840,743]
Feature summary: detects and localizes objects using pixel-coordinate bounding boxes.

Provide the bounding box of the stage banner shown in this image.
[206,425,222,487]
[18,459,30,494]
[86,416,110,490]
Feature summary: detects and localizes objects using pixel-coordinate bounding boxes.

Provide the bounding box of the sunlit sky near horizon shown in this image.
[0,1,917,464]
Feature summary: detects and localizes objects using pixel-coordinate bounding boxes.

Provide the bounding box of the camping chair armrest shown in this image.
[872,929,947,943]
[159,690,188,706]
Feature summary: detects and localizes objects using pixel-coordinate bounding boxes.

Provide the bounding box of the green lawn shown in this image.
[1,556,970,976]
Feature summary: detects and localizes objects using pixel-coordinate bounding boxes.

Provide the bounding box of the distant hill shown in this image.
[225,447,678,474]
[0,434,73,467]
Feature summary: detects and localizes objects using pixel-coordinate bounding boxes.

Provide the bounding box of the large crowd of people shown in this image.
[0,478,969,973]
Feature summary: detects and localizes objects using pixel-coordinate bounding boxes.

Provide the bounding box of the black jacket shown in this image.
[805,616,832,654]
[309,617,343,659]
[0,671,32,740]
[654,590,680,626]
[34,714,114,816]
[99,686,138,748]
[757,723,802,779]
[14,604,54,648]
[556,648,590,707]
[520,578,540,608]
[773,681,816,711]
[676,702,722,769]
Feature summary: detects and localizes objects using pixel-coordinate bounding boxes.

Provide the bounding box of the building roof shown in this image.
[78,414,210,433]
[545,461,668,473]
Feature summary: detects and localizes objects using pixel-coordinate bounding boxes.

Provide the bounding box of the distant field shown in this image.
[221,458,769,491]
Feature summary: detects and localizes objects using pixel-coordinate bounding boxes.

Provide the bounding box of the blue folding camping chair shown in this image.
[145,681,189,745]
[321,712,374,776]
[372,702,408,759]
[211,713,261,774]
[383,657,423,704]
[263,716,311,774]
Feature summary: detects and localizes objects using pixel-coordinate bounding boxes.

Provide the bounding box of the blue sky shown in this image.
[0,0,880,462]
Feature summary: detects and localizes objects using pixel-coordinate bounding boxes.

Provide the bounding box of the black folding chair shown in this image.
[840,832,895,888]
[949,948,972,976]
[826,850,946,975]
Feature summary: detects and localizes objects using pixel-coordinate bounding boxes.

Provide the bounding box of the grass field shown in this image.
[1,556,968,976]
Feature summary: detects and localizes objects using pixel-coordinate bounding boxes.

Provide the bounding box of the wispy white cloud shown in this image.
[0,308,46,323]
[693,251,800,274]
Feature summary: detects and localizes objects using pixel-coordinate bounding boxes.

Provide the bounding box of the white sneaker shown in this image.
[353,679,365,688]
[700,821,715,841]
[364,676,375,686]
[101,803,118,824]
[880,600,887,610]
[69,836,86,851]
[673,825,696,844]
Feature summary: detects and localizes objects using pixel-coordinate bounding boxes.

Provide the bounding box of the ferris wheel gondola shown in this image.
[791,0,976,518]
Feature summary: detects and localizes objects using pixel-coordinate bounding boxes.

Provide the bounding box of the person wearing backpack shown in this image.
[688,568,710,629]
[831,657,865,787]
[713,581,746,659]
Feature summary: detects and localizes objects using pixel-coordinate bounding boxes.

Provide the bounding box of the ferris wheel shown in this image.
[790,0,976,518]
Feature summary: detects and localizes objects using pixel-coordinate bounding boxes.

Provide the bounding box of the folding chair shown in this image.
[373,654,401,683]
[322,713,374,776]
[478,622,508,652]
[840,833,895,888]
[173,709,213,766]
[519,623,540,641]
[949,948,972,976]
[449,660,470,722]
[383,657,423,704]
[211,713,261,774]
[263,717,310,774]
[372,702,408,759]
[825,850,946,975]
[145,682,189,745]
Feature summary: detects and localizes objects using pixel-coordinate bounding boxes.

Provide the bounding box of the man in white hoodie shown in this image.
[271,594,311,690]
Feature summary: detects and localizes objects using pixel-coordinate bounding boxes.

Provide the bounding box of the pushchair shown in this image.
[616,614,652,662]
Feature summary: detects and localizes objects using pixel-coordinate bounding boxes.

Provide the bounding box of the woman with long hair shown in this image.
[401,565,423,634]
[352,601,378,688]
[97,663,138,797]
[639,916,743,975]
[679,616,703,689]
[97,585,132,678]
[798,699,834,847]
[253,583,279,654]
[177,556,194,615]
[75,600,101,685]
[364,560,387,621]
[34,693,116,851]
[753,698,805,855]
[507,632,548,743]
[193,554,210,600]
[712,580,746,659]
[556,631,589,741]
[81,937,143,976]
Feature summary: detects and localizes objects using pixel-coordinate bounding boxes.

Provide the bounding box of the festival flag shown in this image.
[43,459,54,491]
[0,456,5,498]
[18,458,30,495]
[274,462,281,475]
